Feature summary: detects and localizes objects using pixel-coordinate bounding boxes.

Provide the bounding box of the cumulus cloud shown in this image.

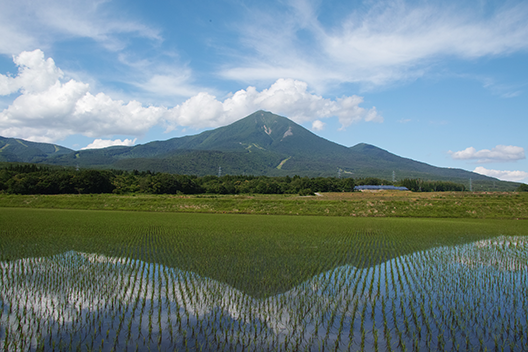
[164,78,381,130]
[82,138,137,150]
[0,50,63,95]
[222,0,528,89]
[473,167,528,182]
[312,120,325,131]
[0,50,380,143]
[0,50,168,142]
[449,145,525,163]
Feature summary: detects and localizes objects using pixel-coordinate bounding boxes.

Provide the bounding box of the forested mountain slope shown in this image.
[0,111,518,190]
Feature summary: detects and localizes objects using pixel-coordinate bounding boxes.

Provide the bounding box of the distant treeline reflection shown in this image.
[0,164,467,195]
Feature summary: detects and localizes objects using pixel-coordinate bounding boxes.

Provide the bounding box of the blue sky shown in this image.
[0,0,527,183]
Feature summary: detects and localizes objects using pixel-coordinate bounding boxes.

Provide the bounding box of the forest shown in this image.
[0,164,471,195]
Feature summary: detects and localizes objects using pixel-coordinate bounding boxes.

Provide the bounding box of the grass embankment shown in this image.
[1,208,526,298]
[1,190,527,218]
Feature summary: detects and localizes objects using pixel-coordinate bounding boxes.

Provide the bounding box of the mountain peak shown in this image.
[223,111,346,156]
[237,110,294,139]
[1,111,516,189]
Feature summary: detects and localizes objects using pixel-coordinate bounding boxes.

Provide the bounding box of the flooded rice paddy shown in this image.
[1,235,527,351]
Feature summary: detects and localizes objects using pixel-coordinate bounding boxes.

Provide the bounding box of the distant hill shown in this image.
[0,111,520,191]
[0,136,73,163]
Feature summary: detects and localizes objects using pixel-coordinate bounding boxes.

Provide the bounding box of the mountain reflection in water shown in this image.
[1,236,527,351]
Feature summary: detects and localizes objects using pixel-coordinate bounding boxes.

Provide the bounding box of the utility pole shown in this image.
[392,171,396,183]
[469,178,472,192]
[218,166,222,178]
[337,168,342,179]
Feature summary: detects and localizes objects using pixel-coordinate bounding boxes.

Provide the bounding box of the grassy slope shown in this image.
[0,136,72,163]
[1,191,527,219]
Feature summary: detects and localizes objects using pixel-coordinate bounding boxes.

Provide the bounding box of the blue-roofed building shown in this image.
[354,185,409,191]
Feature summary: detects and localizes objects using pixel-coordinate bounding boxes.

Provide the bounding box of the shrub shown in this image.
[298,188,314,196]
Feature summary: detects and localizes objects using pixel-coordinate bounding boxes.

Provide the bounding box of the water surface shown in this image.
[1,236,527,351]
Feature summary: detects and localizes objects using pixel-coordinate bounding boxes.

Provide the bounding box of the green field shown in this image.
[1,190,527,218]
[1,206,527,351]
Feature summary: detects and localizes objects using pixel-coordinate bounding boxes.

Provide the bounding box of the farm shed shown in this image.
[354,185,409,191]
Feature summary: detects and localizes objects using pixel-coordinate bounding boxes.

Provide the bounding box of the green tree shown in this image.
[517,184,528,192]
[339,178,355,192]
[72,170,115,194]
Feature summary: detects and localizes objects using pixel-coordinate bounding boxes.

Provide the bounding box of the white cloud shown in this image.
[81,138,137,150]
[0,0,205,108]
[134,73,201,98]
[312,120,325,131]
[222,0,528,89]
[0,51,380,143]
[473,167,528,182]
[0,50,63,95]
[0,1,200,105]
[0,0,160,55]
[0,21,37,56]
[449,145,525,163]
[164,78,382,130]
[0,50,167,142]
[116,53,206,102]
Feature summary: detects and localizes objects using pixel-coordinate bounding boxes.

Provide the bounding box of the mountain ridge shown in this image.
[0,111,519,190]
[0,136,73,163]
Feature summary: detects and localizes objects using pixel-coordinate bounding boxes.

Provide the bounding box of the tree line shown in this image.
[398,178,466,192]
[0,164,466,195]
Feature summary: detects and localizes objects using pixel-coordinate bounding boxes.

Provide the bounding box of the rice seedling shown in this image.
[1,209,527,350]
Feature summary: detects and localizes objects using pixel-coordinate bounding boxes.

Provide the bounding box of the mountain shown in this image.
[0,111,519,190]
[39,111,354,173]
[0,136,73,163]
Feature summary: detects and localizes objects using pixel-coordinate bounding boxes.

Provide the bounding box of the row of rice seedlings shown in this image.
[1,224,528,351]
